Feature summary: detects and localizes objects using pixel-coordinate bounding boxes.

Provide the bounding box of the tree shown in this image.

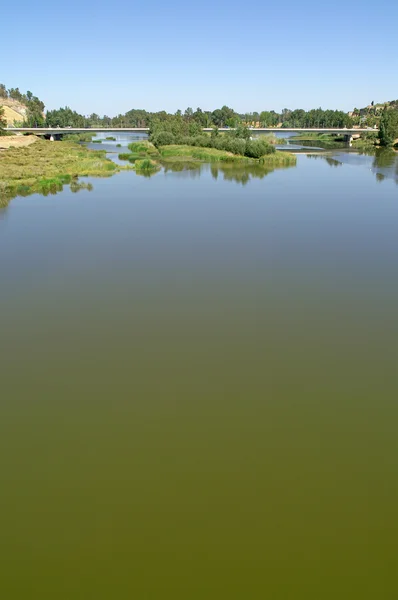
[8,87,23,102]
[229,124,251,140]
[23,94,45,127]
[184,107,193,121]
[192,107,208,127]
[0,84,7,98]
[212,105,239,127]
[260,110,278,127]
[0,106,7,135]
[378,106,398,147]
[46,106,85,128]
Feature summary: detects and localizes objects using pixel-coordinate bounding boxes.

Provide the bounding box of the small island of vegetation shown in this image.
[118,118,296,174]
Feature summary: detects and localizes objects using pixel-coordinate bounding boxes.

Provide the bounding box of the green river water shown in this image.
[1,141,397,598]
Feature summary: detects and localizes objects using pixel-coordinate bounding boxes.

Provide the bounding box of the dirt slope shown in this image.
[0,98,27,125]
[0,135,38,149]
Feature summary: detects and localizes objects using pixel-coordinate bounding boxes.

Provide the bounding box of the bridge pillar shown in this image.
[50,135,54,142]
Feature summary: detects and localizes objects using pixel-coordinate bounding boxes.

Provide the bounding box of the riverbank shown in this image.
[0,138,130,205]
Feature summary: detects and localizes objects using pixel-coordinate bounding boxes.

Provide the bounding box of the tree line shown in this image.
[2,81,397,146]
[45,105,353,129]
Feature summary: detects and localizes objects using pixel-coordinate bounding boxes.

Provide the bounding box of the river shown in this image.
[1,138,398,599]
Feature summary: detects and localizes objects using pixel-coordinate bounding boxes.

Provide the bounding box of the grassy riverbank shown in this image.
[0,138,129,206]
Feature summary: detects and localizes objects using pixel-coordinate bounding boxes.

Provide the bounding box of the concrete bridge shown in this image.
[5,126,377,144]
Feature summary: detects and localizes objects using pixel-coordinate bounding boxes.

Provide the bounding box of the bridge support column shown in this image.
[344,134,353,146]
[50,135,54,142]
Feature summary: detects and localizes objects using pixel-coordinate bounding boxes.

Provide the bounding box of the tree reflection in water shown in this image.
[307,150,398,184]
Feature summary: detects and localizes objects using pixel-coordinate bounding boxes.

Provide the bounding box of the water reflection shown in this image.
[163,161,296,184]
[307,149,398,184]
[0,180,94,208]
[307,154,343,167]
[364,148,398,185]
[210,162,295,185]
[372,149,396,168]
[163,161,202,175]
[130,159,296,184]
[369,149,397,184]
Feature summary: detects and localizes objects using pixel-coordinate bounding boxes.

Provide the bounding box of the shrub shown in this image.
[127,141,158,155]
[245,139,274,158]
[135,158,158,171]
[213,137,226,151]
[151,131,175,147]
[231,124,251,140]
[194,135,211,147]
[0,106,7,135]
[229,138,247,156]
[177,136,193,146]
[188,122,203,137]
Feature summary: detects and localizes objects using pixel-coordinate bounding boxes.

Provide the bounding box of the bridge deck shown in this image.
[5,127,378,135]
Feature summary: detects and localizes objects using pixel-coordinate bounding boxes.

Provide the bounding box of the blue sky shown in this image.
[3,0,397,115]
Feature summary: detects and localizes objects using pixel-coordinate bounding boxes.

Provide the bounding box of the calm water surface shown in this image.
[1,147,398,598]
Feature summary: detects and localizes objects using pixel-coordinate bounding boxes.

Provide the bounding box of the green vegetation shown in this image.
[0,85,45,127]
[160,145,294,166]
[115,124,295,174]
[160,145,246,162]
[291,132,348,147]
[92,139,102,143]
[116,143,122,147]
[378,106,398,147]
[62,132,95,142]
[149,119,278,158]
[45,106,86,128]
[350,99,398,129]
[119,141,160,162]
[128,141,159,156]
[144,143,295,169]
[0,138,129,205]
[0,106,6,135]
[105,136,116,141]
[278,108,351,128]
[352,132,379,150]
[3,79,398,138]
[135,158,160,172]
[262,133,287,145]
[6,79,398,139]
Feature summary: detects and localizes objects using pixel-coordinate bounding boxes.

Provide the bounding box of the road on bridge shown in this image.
[5,127,378,135]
